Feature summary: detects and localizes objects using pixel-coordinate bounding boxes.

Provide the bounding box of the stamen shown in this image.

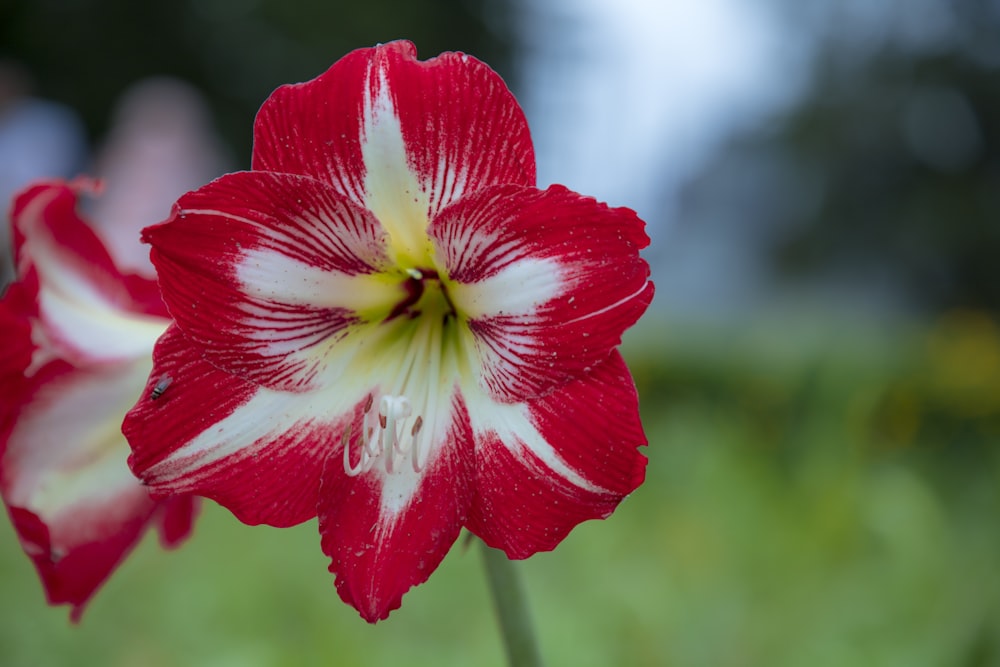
[341,424,357,475]
[410,416,426,473]
[380,396,411,474]
[341,393,428,476]
[343,423,365,476]
[344,394,380,477]
[343,422,383,476]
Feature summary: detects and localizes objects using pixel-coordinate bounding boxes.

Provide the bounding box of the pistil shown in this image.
[385,267,456,322]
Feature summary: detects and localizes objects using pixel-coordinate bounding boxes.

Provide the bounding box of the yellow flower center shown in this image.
[340,255,473,476]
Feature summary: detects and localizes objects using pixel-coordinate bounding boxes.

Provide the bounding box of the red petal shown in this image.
[144,170,394,391]
[253,40,535,216]
[466,352,647,558]
[0,357,194,621]
[125,325,338,527]
[6,181,168,371]
[433,184,654,402]
[11,180,167,322]
[0,180,194,621]
[318,389,474,622]
[6,502,151,622]
[0,286,35,433]
[154,494,199,548]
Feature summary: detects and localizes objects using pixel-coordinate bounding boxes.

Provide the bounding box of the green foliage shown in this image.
[769,44,1000,312]
[680,2,1000,314]
[2,314,999,666]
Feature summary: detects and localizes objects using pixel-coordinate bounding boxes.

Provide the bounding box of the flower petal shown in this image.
[154,493,199,547]
[465,352,647,558]
[318,387,474,622]
[253,40,535,260]
[144,170,399,391]
[434,184,654,402]
[0,285,34,401]
[0,358,174,620]
[1,179,195,621]
[10,180,168,366]
[7,505,149,622]
[125,325,355,527]
[4,494,197,623]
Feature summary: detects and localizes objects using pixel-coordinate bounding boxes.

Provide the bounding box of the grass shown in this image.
[2,312,999,666]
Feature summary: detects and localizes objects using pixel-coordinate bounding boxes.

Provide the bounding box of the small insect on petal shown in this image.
[150,375,173,400]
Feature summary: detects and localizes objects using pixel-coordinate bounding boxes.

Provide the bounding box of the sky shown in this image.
[512,0,974,322]
[513,0,812,320]
[515,0,806,222]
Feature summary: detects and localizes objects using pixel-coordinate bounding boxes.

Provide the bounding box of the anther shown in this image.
[410,415,426,473]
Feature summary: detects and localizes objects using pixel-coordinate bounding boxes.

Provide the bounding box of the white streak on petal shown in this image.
[374,383,453,517]
[450,257,563,320]
[176,207,259,226]
[228,249,401,390]
[143,327,422,485]
[35,291,167,368]
[142,384,343,483]
[376,459,423,519]
[21,193,167,364]
[339,315,461,518]
[237,248,398,313]
[561,281,653,326]
[465,387,607,495]
[429,152,469,217]
[360,64,430,262]
[6,358,154,524]
[375,341,451,517]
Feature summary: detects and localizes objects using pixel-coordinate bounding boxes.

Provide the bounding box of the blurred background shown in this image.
[1,0,999,665]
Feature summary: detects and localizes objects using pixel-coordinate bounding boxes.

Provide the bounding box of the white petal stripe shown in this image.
[6,359,156,518]
[465,387,608,495]
[37,290,168,366]
[448,256,563,320]
[237,247,399,314]
[20,187,167,362]
[562,280,653,326]
[142,385,344,486]
[361,63,431,263]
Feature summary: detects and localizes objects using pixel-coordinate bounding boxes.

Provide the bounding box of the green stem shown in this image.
[480,540,544,667]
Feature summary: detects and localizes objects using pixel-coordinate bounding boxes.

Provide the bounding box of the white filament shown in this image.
[343,394,426,476]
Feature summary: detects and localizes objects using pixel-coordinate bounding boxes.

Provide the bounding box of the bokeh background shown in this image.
[2,0,999,665]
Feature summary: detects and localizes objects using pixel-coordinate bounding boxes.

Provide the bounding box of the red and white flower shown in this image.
[0,180,196,621]
[124,41,653,622]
